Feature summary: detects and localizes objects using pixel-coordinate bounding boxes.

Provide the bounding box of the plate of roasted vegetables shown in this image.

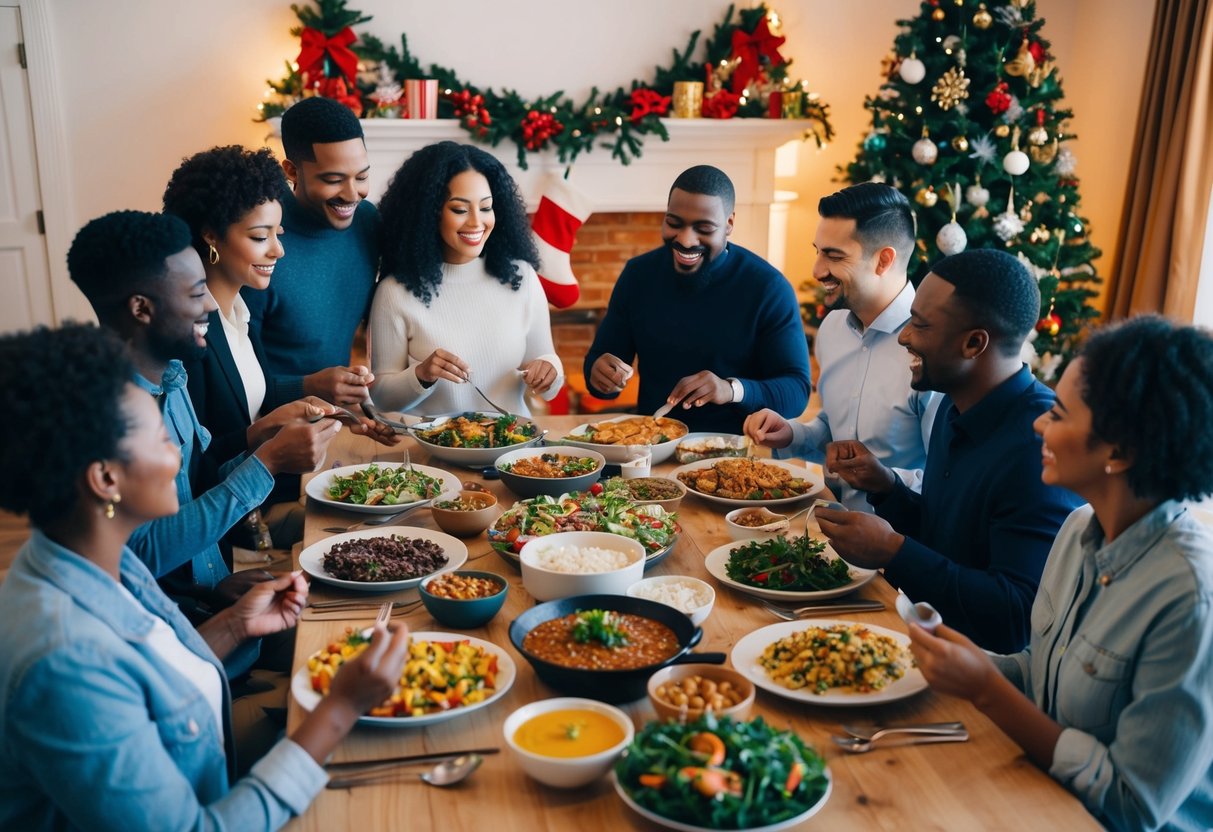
[292,630,515,727]
[703,535,876,601]
[488,479,679,571]
[305,462,460,514]
[672,459,823,509]
[408,412,543,468]
[613,714,830,831]
[561,415,689,464]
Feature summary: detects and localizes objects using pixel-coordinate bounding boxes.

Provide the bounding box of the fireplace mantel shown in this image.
[357,118,811,258]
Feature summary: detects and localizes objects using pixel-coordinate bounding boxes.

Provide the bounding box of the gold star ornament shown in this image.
[931,67,970,111]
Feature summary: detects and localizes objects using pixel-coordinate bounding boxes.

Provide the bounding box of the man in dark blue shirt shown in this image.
[815,249,1082,653]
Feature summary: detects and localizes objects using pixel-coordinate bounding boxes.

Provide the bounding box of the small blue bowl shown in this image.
[419,570,509,628]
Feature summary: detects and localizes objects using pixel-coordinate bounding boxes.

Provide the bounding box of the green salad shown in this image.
[615,714,828,829]
[325,463,442,506]
[412,413,537,448]
[724,535,851,591]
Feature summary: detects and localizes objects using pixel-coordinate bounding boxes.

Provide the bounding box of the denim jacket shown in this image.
[0,531,326,831]
[994,502,1213,831]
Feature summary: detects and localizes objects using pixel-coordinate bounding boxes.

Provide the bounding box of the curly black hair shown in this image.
[281,96,365,163]
[67,210,193,325]
[1079,315,1213,502]
[930,249,1040,357]
[670,165,736,214]
[0,323,134,529]
[162,145,287,260]
[378,141,539,306]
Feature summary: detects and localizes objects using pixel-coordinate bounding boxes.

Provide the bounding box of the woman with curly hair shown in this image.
[0,323,410,830]
[368,141,563,415]
[909,316,1213,831]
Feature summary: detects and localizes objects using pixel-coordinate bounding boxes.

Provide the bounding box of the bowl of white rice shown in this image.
[519,531,646,602]
[626,575,715,626]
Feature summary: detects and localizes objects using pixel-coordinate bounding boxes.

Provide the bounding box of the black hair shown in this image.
[162,145,287,260]
[378,141,539,306]
[281,96,365,163]
[669,165,736,214]
[930,249,1040,356]
[1079,315,1213,502]
[66,210,193,325]
[0,323,134,528]
[818,182,916,265]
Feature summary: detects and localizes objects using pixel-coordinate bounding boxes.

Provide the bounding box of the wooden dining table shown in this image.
[284,414,1098,831]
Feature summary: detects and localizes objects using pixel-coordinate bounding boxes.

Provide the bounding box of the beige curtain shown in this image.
[1108,0,1213,319]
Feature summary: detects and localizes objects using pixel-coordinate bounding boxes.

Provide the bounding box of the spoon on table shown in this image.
[326,754,484,790]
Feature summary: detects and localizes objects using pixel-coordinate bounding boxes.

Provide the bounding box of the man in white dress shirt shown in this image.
[744,183,939,511]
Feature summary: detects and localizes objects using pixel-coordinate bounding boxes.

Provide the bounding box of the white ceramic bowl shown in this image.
[519,531,646,602]
[407,411,544,468]
[560,415,690,465]
[724,506,791,542]
[503,697,635,788]
[626,575,715,627]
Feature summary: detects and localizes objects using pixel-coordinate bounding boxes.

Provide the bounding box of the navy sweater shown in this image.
[583,244,810,433]
[243,191,379,408]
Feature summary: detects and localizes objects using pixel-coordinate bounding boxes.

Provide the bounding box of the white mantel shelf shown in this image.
[358,118,812,258]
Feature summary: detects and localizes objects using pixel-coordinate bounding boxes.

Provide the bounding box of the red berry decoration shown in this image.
[985,81,1012,115]
[520,109,564,150]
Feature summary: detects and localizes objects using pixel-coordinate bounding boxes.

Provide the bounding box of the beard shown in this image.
[663,239,723,278]
[147,323,206,365]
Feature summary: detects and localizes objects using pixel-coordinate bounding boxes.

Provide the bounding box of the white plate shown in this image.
[672,432,752,463]
[731,619,927,708]
[299,526,468,592]
[671,458,824,508]
[703,539,877,601]
[291,631,515,727]
[613,768,831,832]
[559,414,688,464]
[305,462,460,514]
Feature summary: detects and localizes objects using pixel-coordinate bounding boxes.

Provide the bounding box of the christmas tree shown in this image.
[844,0,1101,381]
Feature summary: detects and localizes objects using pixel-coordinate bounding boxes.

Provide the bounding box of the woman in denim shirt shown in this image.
[0,324,411,831]
[910,316,1213,832]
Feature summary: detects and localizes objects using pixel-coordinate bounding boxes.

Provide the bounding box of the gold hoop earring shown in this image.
[208,244,219,265]
[104,493,122,520]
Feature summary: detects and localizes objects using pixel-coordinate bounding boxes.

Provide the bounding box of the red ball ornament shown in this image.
[1028,40,1046,64]
[985,81,1012,115]
[1035,313,1062,337]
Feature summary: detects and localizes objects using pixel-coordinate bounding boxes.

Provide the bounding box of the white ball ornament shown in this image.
[936,221,968,255]
[899,54,926,84]
[1003,148,1030,176]
[912,137,939,165]
[965,183,990,208]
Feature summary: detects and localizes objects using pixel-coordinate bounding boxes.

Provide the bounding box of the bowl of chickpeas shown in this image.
[646,664,755,723]
[419,570,509,628]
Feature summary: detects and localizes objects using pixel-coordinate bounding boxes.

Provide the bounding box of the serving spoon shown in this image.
[326,753,484,790]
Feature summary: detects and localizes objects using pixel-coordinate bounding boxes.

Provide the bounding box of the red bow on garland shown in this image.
[628,88,671,123]
[297,26,359,85]
[729,16,786,93]
[315,77,363,117]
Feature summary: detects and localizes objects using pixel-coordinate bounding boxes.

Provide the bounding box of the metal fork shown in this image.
[466,372,511,417]
[374,601,394,629]
[840,722,965,741]
[761,600,885,619]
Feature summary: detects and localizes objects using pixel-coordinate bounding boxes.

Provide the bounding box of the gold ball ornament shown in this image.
[994,124,1011,138]
[916,187,939,208]
[932,7,946,21]
[951,135,970,153]
[973,3,993,29]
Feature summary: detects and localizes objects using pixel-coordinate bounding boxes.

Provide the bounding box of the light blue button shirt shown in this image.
[776,282,939,511]
[995,502,1213,831]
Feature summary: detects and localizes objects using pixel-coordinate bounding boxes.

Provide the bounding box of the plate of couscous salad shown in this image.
[730,620,927,707]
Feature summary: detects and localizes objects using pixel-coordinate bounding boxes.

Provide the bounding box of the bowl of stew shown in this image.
[609,476,687,513]
[724,506,788,542]
[508,594,725,704]
[495,447,606,498]
[430,489,499,537]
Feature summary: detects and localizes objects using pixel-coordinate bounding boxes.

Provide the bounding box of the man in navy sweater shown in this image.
[584,165,810,434]
[815,249,1082,653]
[244,97,380,409]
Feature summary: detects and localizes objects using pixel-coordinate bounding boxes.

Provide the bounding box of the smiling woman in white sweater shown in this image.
[369,141,563,416]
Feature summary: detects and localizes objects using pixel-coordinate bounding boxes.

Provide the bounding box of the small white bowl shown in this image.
[626,575,715,627]
[724,506,790,541]
[503,697,635,788]
[519,531,646,602]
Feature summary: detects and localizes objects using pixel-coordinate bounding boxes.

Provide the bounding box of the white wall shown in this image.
[33,0,1154,322]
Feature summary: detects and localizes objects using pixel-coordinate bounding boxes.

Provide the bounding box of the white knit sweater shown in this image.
[368,258,564,416]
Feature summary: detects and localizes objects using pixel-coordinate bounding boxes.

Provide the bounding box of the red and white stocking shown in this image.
[531,174,592,308]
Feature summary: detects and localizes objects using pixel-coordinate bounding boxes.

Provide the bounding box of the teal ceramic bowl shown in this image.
[419,570,509,628]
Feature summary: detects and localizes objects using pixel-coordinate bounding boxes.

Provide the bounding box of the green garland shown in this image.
[256,0,834,169]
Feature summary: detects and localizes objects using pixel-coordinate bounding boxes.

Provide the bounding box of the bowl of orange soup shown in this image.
[503,697,635,788]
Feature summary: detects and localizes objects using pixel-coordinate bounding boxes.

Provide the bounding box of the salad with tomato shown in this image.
[489,479,678,558]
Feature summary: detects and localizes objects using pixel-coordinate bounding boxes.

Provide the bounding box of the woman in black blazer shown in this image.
[164,146,303,547]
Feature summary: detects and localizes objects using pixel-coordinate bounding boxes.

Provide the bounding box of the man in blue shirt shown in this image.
[816,249,1082,653]
[744,183,938,510]
[584,165,810,434]
[244,96,380,409]
[66,211,344,630]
